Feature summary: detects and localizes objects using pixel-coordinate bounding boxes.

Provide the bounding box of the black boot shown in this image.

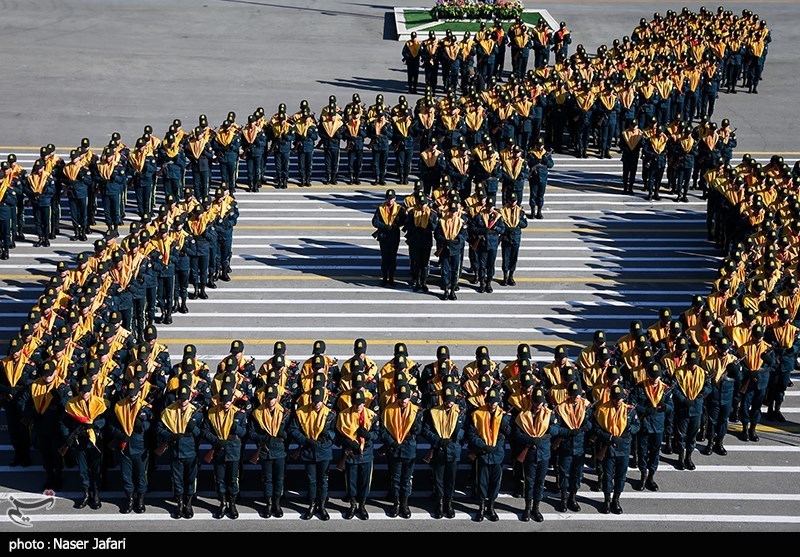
[420,277,429,293]
[74,491,88,509]
[189,285,198,300]
[601,493,611,514]
[301,501,316,520]
[611,493,623,515]
[701,437,714,456]
[183,495,194,519]
[444,497,455,519]
[748,424,759,442]
[389,497,399,518]
[486,499,499,522]
[567,491,581,512]
[535,206,543,219]
[345,500,357,520]
[399,496,411,519]
[163,309,172,325]
[714,438,727,456]
[645,471,659,492]
[199,286,208,300]
[318,499,330,521]
[521,499,532,522]
[434,497,444,519]
[508,272,516,286]
[474,500,485,522]
[134,493,146,514]
[485,281,493,293]
[271,496,283,518]
[676,449,685,470]
[172,498,183,519]
[478,280,486,293]
[661,433,672,455]
[774,403,786,423]
[90,490,102,510]
[207,279,217,290]
[263,498,272,519]
[121,494,133,514]
[634,470,647,491]
[531,501,543,522]
[214,498,227,519]
[556,489,568,511]
[684,450,696,471]
[228,495,239,519]
[220,270,231,282]
[179,297,189,314]
[500,272,508,286]
[357,498,369,520]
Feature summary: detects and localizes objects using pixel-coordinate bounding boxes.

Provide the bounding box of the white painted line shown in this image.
[0,300,694,308]
[0,287,708,295]
[4,512,799,524]
[0,264,716,272]
[9,312,656,320]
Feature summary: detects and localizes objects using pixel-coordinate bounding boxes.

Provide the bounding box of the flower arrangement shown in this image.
[431,0,525,21]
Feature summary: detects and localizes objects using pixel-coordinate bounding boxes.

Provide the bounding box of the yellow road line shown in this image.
[728,423,800,434]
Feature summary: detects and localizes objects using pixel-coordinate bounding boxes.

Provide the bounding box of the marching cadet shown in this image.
[381,383,423,519]
[472,196,505,293]
[594,384,639,514]
[421,31,440,93]
[369,111,392,186]
[738,325,773,442]
[513,386,559,523]
[157,385,203,519]
[702,348,739,457]
[343,109,367,186]
[294,108,319,188]
[25,160,57,247]
[109,380,152,514]
[157,133,186,202]
[499,192,527,286]
[318,101,344,186]
[214,188,238,283]
[508,19,532,78]
[336,389,379,520]
[61,376,108,510]
[291,387,336,521]
[527,138,553,219]
[241,114,267,192]
[203,386,247,519]
[671,126,697,203]
[467,387,510,522]
[435,201,468,301]
[402,31,422,94]
[422,385,465,519]
[1,338,37,467]
[153,224,178,325]
[392,104,415,185]
[765,307,799,422]
[185,126,214,200]
[500,144,529,206]
[268,106,295,189]
[404,189,438,292]
[631,363,672,491]
[642,126,668,201]
[23,360,70,490]
[372,189,406,287]
[60,151,92,241]
[531,19,552,69]
[0,163,17,258]
[553,22,572,63]
[213,119,242,194]
[673,351,711,469]
[554,382,591,513]
[620,121,643,195]
[128,139,158,219]
[249,384,290,519]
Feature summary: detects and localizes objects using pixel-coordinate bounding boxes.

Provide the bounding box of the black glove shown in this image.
[306,438,319,449]
[437,438,449,449]
[357,426,370,439]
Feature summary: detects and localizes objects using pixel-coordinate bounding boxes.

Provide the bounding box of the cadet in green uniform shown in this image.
[404,189,438,292]
[512,387,559,522]
[381,383,423,519]
[372,190,406,287]
[157,386,203,519]
[1,338,37,467]
[109,381,153,514]
[631,363,672,491]
[421,386,465,519]
[249,384,291,519]
[290,387,337,521]
[202,387,248,519]
[336,389,380,520]
[61,377,108,510]
[466,388,510,522]
[554,381,592,513]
